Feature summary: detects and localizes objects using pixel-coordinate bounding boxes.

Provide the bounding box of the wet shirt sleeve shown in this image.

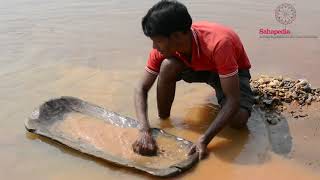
[213,40,239,78]
[145,49,165,76]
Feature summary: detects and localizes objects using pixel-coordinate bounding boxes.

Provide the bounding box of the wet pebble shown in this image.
[263,99,273,106]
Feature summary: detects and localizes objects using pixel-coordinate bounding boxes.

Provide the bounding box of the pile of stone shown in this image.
[250,75,320,114]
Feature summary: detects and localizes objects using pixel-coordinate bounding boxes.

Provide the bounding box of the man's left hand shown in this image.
[188,138,208,160]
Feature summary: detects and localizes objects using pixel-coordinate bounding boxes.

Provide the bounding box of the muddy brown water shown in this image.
[0,0,319,179]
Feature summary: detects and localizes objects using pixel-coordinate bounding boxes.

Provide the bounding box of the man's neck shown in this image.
[177,31,193,58]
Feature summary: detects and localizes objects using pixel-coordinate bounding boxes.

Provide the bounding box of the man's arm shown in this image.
[200,74,240,144]
[134,70,157,132]
[132,70,159,156]
[188,74,240,158]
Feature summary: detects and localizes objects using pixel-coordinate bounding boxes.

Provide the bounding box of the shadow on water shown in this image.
[260,109,293,156]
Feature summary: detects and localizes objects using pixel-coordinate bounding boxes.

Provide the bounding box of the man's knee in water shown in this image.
[158,58,185,82]
[230,108,250,129]
[157,58,185,119]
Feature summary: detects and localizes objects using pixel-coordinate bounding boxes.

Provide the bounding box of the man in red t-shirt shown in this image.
[132,0,254,159]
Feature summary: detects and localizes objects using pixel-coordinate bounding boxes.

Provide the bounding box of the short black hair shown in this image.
[142,0,192,37]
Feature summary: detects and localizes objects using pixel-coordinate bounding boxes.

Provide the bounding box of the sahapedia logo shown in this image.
[259,3,317,39]
[275,3,296,26]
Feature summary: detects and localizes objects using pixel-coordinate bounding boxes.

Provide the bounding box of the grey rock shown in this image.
[297,79,308,87]
[263,93,268,99]
[253,96,260,104]
[252,88,259,96]
[305,96,313,105]
[272,97,281,104]
[266,117,278,125]
[292,91,298,99]
[302,84,312,93]
[263,99,274,106]
[298,100,305,105]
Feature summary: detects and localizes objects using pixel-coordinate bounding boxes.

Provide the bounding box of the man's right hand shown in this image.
[132,130,158,156]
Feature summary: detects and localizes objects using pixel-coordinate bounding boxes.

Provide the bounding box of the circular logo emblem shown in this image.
[275,3,296,25]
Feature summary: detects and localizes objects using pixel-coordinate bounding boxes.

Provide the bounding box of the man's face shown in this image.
[150,35,177,57]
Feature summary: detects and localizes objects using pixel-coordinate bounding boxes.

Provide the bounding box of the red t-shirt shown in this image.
[145,21,251,78]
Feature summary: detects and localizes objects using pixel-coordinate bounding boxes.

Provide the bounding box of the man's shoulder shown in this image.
[192,21,241,51]
[192,21,233,33]
[192,22,230,51]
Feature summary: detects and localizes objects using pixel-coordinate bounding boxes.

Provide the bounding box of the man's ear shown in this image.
[171,32,186,44]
